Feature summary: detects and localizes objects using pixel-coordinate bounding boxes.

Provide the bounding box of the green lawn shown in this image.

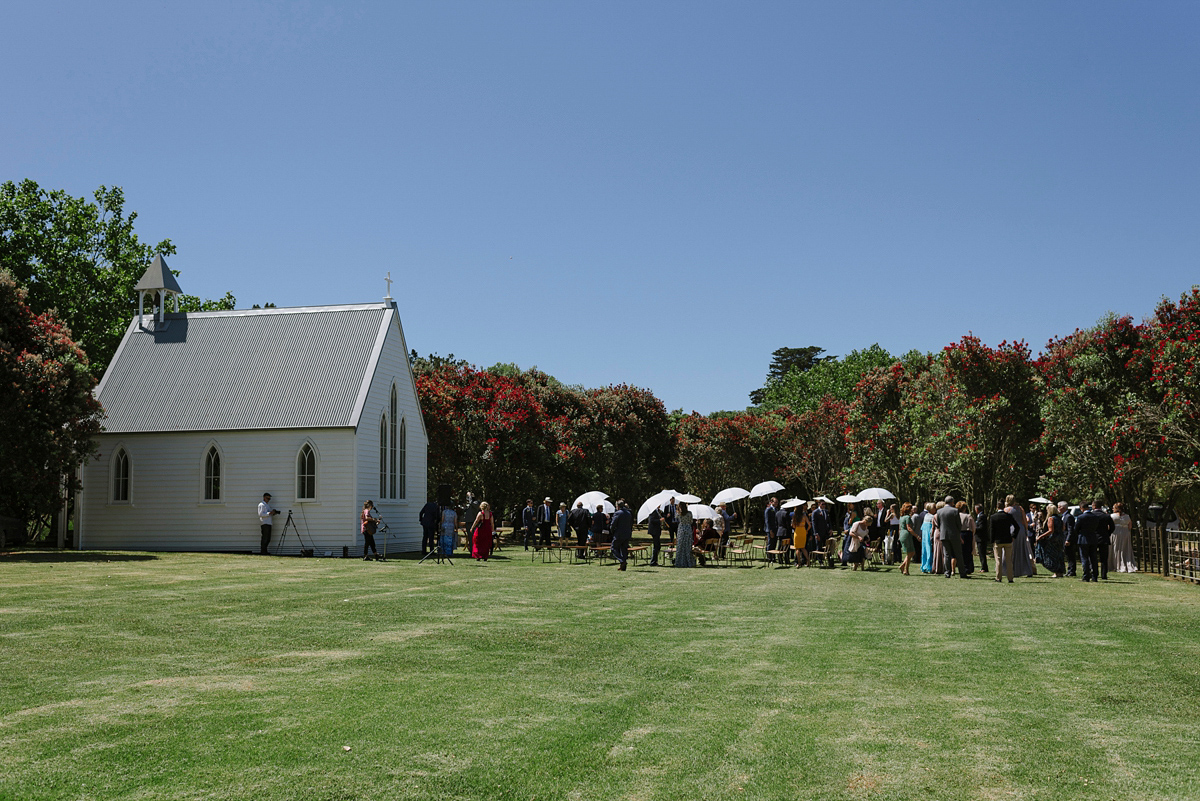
[1,547,1199,801]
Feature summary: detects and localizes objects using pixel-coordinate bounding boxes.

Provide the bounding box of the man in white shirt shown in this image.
[258,493,280,554]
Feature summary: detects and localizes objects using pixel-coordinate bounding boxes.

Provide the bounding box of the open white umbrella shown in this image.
[835,494,859,503]
[780,498,807,509]
[814,495,834,503]
[855,487,896,501]
[1029,496,1053,505]
[675,492,702,504]
[749,480,785,499]
[637,490,674,523]
[573,491,609,512]
[688,503,718,520]
[711,487,750,505]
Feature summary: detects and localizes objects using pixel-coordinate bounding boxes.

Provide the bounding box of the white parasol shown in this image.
[711,487,750,505]
[835,494,859,503]
[573,491,610,511]
[674,492,702,504]
[749,480,785,499]
[780,498,807,509]
[1029,496,1053,505]
[855,487,897,501]
[588,499,616,515]
[814,495,834,503]
[688,503,718,520]
[637,490,674,523]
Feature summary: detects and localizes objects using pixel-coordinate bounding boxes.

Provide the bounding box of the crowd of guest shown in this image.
[419,489,1141,580]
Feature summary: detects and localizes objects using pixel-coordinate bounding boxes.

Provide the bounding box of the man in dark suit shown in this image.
[647,506,664,566]
[419,498,440,555]
[537,497,555,548]
[764,497,779,562]
[811,500,829,554]
[568,501,590,559]
[1068,498,1115,582]
[521,499,536,550]
[973,504,989,573]
[1059,501,1078,577]
[610,499,633,571]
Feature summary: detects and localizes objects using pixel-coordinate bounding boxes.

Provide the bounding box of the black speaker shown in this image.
[437,484,452,506]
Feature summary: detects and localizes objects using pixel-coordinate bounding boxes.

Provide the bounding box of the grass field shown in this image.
[2,545,1199,801]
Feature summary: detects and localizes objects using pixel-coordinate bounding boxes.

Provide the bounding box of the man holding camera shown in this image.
[258,493,280,554]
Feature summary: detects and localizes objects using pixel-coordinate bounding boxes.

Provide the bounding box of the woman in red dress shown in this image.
[470,501,494,561]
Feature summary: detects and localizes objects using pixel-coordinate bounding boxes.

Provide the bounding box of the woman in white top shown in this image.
[847,516,871,571]
[1109,502,1136,572]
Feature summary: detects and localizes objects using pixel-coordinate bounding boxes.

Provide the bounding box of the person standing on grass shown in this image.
[811,500,830,555]
[439,503,458,556]
[1059,501,1078,577]
[957,501,975,576]
[258,493,280,555]
[718,502,733,559]
[610,500,633,572]
[646,505,664,565]
[937,496,965,578]
[764,497,779,562]
[521,499,536,550]
[973,503,989,573]
[419,497,440,556]
[568,501,590,558]
[556,502,569,542]
[470,501,494,561]
[675,502,696,568]
[537,497,555,549]
[360,500,380,560]
[589,504,608,546]
[1035,502,1065,577]
[1070,498,1115,582]
[989,500,1019,582]
[1007,496,1035,577]
[792,504,811,567]
[1110,503,1137,573]
[897,502,915,575]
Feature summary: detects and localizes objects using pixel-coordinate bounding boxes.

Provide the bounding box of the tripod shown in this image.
[375,514,390,561]
[417,526,454,565]
[276,510,310,554]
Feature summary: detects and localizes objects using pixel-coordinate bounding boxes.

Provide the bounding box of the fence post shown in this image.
[1160,523,1169,578]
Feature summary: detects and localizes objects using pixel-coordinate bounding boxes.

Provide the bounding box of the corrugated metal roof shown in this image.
[97,304,390,433]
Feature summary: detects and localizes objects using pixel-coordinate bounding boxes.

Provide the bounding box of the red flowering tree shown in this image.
[1038,314,1159,508]
[0,270,104,523]
[780,396,850,500]
[844,361,921,501]
[905,337,1042,505]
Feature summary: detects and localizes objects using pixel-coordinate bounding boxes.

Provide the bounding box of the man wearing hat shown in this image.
[537,497,555,549]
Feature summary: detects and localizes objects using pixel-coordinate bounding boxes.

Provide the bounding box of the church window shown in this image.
[204,447,221,500]
[397,418,406,499]
[112,449,130,502]
[297,444,316,499]
[379,415,388,498]
[389,386,398,499]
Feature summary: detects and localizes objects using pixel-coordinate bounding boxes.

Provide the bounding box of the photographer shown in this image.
[257,493,280,555]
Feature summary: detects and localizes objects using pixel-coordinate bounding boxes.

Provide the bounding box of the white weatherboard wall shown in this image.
[79,429,359,554]
[353,309,427,553]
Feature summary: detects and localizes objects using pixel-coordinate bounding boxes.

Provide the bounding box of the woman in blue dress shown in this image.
[920,503,935,573]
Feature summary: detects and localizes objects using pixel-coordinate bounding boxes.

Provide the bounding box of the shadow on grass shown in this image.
[0,550,159,563]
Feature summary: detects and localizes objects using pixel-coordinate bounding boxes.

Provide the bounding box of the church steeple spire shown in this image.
[135,254,183,324]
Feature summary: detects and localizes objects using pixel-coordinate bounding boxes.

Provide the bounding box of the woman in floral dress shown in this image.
[674,502,696,567]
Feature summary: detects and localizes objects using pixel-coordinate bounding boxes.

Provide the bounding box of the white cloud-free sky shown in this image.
[4,1,1197,412]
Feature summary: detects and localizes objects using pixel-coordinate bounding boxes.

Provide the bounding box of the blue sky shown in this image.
[4,1,1197,413]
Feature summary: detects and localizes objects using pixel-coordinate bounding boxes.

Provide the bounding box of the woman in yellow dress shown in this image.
[792,503,811,567]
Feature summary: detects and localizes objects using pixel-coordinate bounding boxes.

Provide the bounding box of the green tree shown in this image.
[0,180,233,375]
[0,269,104,523]
[759,344,895,413]
[749,346,829,404]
